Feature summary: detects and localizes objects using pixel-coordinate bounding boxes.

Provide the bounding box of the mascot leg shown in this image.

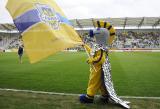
[80,65,101,103]
[99,78,109,103]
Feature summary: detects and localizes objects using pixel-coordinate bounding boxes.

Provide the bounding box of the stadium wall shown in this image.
[110,49,160,52]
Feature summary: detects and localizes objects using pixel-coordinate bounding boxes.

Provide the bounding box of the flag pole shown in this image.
[78,34,97,72]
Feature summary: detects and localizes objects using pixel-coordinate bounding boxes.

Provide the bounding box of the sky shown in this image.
[0,0,160,23]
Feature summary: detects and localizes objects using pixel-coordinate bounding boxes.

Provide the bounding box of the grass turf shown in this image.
[0,90,160,109]
[0,52,160,97]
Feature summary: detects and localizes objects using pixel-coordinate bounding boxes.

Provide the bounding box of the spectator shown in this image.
[18,44,23,64]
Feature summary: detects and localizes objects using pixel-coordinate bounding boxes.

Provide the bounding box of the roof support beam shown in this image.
[153,18,160,27]
[138,17,145,28]
[1,24,11,31]
[123,17,127,29]
[8,24,16,30]
[76,19,83,29]
[91,18,96,28]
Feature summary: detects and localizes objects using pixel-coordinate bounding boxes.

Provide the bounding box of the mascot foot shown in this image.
[79,94,94,103]
[99,95,109,103]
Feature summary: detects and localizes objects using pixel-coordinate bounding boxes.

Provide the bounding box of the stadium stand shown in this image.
[114,31,160,49]
[0,32,19,51]
[0,23,19,51]
[72,17,160,50]
[0,17,160,51]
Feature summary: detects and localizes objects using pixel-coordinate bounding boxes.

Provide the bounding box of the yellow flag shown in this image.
[6,0,82,63]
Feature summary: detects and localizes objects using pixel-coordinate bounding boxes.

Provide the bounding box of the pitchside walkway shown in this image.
[0,88,160,109]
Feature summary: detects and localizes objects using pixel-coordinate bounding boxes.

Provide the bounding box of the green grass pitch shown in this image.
[0,52,160,97]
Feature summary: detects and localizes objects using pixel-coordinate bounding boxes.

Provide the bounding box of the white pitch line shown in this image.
[0,88,79,96]
[119,96,160,100]
[0,88,160,100]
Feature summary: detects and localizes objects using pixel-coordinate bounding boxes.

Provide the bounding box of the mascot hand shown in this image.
[87,58,93,64]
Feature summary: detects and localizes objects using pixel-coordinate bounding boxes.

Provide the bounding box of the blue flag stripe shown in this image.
[14,9,72,33]
[56,13,72,26]
[14,9,41,33]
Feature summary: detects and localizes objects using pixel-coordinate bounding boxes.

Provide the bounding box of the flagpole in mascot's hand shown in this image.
[79,20,130,109]
[78,34,97,72]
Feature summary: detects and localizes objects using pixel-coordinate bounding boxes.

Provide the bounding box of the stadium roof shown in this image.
[0,23,17,32]
[0,17,160,32]
[70,17,160,29]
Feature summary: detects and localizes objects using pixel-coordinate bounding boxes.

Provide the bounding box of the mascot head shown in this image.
[89,20,110,46]
[94,28,109,46]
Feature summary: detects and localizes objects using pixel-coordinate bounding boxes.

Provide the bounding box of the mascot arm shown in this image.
[84,44,92,54]
[87,50,105,64]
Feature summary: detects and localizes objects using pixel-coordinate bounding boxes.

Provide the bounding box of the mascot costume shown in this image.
[80,21,130,109]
